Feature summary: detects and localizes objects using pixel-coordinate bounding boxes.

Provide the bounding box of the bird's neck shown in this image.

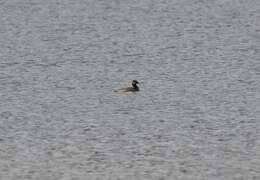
[132,84,138,89]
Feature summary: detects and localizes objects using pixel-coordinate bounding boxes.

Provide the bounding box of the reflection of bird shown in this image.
[114,80,140,92]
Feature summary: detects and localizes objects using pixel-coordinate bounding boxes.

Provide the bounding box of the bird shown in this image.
[114,80,140,92]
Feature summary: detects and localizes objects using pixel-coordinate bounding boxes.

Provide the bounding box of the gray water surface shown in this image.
[0,0,260,179]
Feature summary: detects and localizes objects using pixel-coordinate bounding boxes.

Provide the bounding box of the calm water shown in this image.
[0,0,259,179]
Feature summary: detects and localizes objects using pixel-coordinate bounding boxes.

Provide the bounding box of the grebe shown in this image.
[114,80,140,92]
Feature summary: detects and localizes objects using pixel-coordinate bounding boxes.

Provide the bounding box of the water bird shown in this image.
[114,80,140,92]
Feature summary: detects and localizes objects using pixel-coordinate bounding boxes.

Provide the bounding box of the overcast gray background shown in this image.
[0,0,259,179]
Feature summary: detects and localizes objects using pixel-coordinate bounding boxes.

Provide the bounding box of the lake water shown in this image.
[0,0,259,179]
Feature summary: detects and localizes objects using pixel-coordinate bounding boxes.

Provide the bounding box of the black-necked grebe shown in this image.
[114,80,139,92]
